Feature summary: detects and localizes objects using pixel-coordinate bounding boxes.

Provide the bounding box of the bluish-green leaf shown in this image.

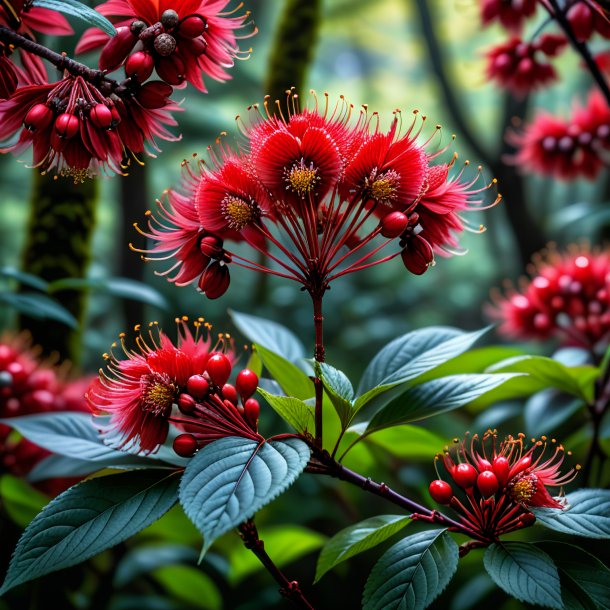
[363,529,458,610]
[179,436,310,555]
[533,489,610,539]
[229,310,305,362]
[0,292,78,328]
[316,515,410,582]
[524,389,584,437]
[32,0,116,37]
[257,388,314,434]
[0,470,179,594]
[483,542,562,609]
[317,362,354,428]
[0,266,48,291]
[256,345,314,400]
[363,374,516,434]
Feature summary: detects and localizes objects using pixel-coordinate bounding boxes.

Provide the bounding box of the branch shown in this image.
[237,520,315,609]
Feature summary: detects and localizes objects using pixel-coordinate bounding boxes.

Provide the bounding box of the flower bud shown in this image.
[401,234,434,275]
[99,26,138,72]
[177,393,196,414]
[206,353,232,387]
[187,374,210,399]
[178,15,207,38]
[380,211,408,238]
[567,3,594,42]
[154,33,177,56]
[236,369,258,400]
[493,456,510,487]
[221,383,238,404]
[452,463,477,489]
[428,480,453,504]
[156,54,186,86]
[89,104,113,129]
[125,51,155,82]
[137,81,173,109]
[55,113,80,139]
[244,398,260,428]
[24,103,54,131]
[173,433,198,457]
[477,470,499,498]
[198,261,230,299]
[199,235,223,258]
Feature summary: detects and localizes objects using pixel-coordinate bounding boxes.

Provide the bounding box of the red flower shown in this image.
[485,35,567,95]
[87,318,262,453]
[136,93,499,298]
[480,0,537,32]
[489,245,610,351]
[510,89,610,181]
[0,75,180,180]
[567,1,610,42]
[76,0,254,91]
[429,430,579,541]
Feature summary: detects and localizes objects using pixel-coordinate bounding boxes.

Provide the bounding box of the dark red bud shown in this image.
[173,433,198,457]
[125,51,155,82]
[199,235,224,258]
[177,393,197,414]
[537,34,567,56]
[198,261,230,299]
[206,352,232,387]
[567,3,594,42]
[221,383,238,404]
[178,15,207,38]
[380,211,409,238]
[154,32,177,56]
[186,375,209,399]
[401,234,434,275]
[137,81,173,109]
[244,397,260,428]
[155,54,185,85]
[24,103,54,131]
[519,512,536,527]
[99,26,138,72]
[428,480,453,504]
[493,456,510,487]
[477,471,499,498]
[89,104,113,129]
[452,463,478,489]
[236,369,258,400]
[55,113,80,139]
[6,362,27,387]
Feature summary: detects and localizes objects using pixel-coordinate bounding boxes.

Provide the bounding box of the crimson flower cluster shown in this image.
[87,318,262,454]
[509,89,610,180]
[480,0,538,32]
[489,245,610,351]
[134,94,498,299]
[0,335,91,494]
[428,430,578,541]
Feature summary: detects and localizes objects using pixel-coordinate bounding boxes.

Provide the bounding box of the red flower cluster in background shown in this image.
[87,318,262,454]
[133,93,499,299]
[428,430,578,541]
[489,245,610,351]
[0,335,92,494]
[480,0,537,32]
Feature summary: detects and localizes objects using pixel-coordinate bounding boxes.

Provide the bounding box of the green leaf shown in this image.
[317,362,354,428]
[228,525,326,584]
[488,355,598,402]
[363,374,516,434]
[536,541,610,610]
[0,266,48,291]
[256,345,314,400]
[0,470,179,594]
[27,455,105,482]
[257,388,314,434]
[483,542,562,609]
[351,425,446,460]
[524,389,584,437]
[153,565,222,610]
[32,0,116,37]
[0,475,48,528]
[363,529,458,610]
[179,436,310,556]
[0,292,78,328]
[315,515,410,582]
[229,310,305,362]
[533,489,610,539]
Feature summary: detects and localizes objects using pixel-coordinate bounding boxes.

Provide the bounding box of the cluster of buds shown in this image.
[87,317,262,454]
[428,430,579,541]
[480,0,538,32]
[565,1,610,42]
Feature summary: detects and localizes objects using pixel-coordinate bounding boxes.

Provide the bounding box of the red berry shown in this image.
[186,374,209,399]
[173,433,198,457]
[24,103,53,131]
[428,480,453,504]
[177,393,196,414]
[236,369,258,400]
[6,361,26,388]
[89,104,113,129]
[198,261,230,299]
[567,3,594,42]
[199,235,223,259]
[221,383,238,404]
[380,211,408,238]
[477,471,499,498]
[179,15,207,38]
[493,456,510,487]
[125,51,155,82]
[452,463,477,489]
[55,113,80,139]
[206,353,232,387]
[244,397,260,428]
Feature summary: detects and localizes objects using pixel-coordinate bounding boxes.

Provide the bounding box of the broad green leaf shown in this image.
[364,374,516,434]
[349,425,446,460]
[229,310,305,362]
[27,455,105,482]
[179,436,310,555]
[0,266,48,291]
[524,389,584,437]
[483,542,562,609]
[257,388,314,434]
[228,525,326,584]
[0,470,180,594]
[0,292,78,328]
[32,0,116,36]
[536,542,610,610]
[0,475,48,528]
[488,355,598,402]
[153,565,222,610]
[255,345,314,400]
[315,515,410,582]
[533,489,610,539]
[363,529,458,610]
[317,362,354,428]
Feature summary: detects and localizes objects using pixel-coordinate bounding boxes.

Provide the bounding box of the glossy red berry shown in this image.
[493,456,510,487]
[221,383,238,404]
[567,2,594,42]
[177,393,196,414]
[452,463,478,489]
[187,374,209,399]
[244,397,260,428]
[380,211,408,238]
[179,15,207,38]
[55,113,80,139]
[477,471,499,498]
[89,104,113,129]
[206,353,232,387]
[24,104,54,131]
[199,235,224,258]
[236,369,258,400]
[125,51,155,82]
[173,433,198,457]
[428,480,453,504]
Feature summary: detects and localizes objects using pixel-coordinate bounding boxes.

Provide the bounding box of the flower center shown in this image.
[221,195,258,230]
[508,473,537,505]
[366,169,400,205]
[285,160,320,197]
[140,373,176,417]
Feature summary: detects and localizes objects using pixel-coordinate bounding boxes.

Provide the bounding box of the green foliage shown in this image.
[255,345,314,400]
[257,388,314,434]
[0,475,48,528]
[152,565,222,610]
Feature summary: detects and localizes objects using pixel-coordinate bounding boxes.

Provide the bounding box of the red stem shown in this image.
[312,291,325,449]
